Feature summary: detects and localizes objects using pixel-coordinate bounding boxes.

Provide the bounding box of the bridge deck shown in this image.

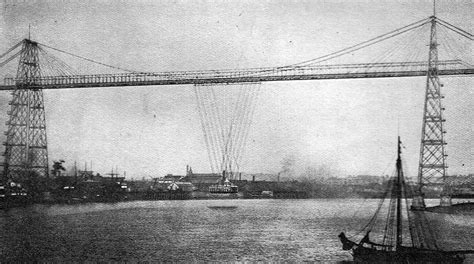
[0,61,472,90]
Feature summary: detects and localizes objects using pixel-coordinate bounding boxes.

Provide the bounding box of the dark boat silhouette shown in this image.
[209,171,239,194]
[0,182,30,209]
[338,137,474,263]
[207,205,238,210]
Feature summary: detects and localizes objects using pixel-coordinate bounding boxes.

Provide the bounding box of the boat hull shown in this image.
[0,185,31,209]
[424,202,474,215]
[0,196,31,209]
[353,246,465,264]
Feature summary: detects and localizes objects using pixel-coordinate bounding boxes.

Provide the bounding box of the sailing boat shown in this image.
[338,137,473,263]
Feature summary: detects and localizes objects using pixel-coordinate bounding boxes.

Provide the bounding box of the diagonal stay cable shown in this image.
[0,41,22,61]
[438,25,473,66]
[37,42,140,73]
[279,17,431,69]
[244,18,432,79]
[437,22,473,41]
[435,17,473,40]
[39,47,78,76]
[298,21,431,68]
[0,50,21,69]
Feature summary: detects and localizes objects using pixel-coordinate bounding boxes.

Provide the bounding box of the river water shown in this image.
[0,199,472,262]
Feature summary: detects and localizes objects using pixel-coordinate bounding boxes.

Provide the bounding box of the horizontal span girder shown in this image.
[0,68,472,90]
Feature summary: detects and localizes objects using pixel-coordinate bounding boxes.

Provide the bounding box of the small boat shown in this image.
[338,137,474,263]
[0,182,30,209]
[424,202,474,215]
[207,205,238,210]
[209,171,238,194]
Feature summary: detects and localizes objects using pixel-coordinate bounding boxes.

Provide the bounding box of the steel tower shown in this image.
[2,39,49,184]
[414,16,450,208]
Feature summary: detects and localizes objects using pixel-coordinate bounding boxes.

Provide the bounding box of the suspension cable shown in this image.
[194,85,215,173]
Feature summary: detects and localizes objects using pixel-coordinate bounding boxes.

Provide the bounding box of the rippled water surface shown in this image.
[0,199,472,262]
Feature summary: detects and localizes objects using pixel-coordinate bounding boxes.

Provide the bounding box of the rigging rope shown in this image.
[353,178,392,238]
[403,177,421,248]
[382,175,398,247]
[346,153,397,240]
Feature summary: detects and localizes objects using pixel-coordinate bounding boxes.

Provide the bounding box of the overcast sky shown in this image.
[0,0,472,179]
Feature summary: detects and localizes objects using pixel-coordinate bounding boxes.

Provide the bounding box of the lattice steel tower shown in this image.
[2,39,49,184]
[415,16,450,208]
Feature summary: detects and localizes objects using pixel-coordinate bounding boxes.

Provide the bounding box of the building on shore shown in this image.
[53,170,128,202]
[182,165,222,190]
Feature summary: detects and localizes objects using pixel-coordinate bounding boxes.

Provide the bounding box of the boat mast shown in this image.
[396,136,403,250]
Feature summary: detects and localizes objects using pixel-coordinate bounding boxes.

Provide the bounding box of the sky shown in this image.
[0,0,472,180]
